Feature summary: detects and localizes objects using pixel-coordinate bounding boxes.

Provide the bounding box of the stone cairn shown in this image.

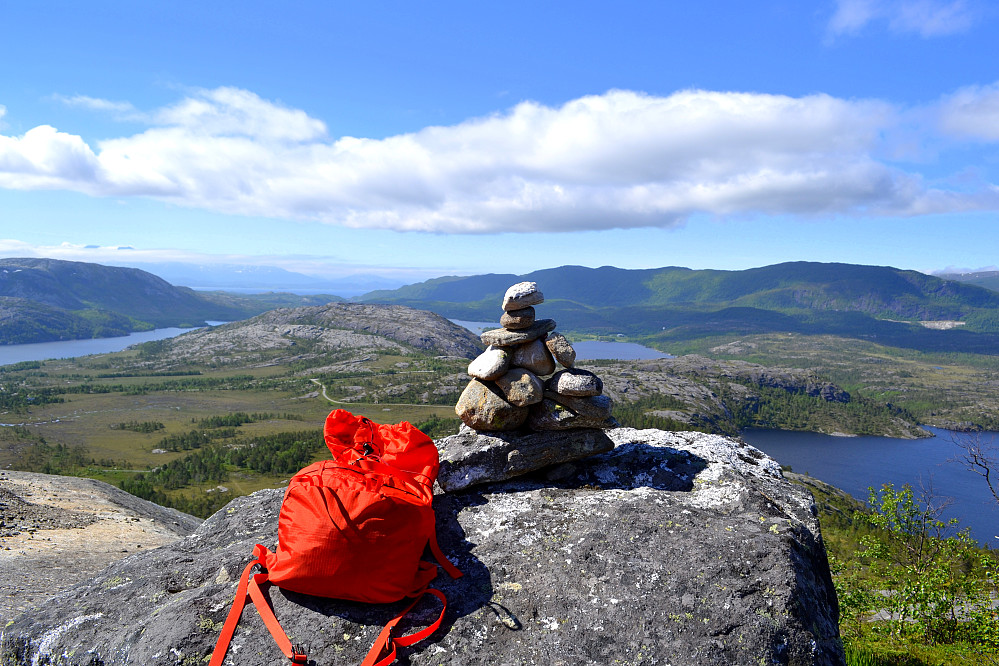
[455,281,616,432]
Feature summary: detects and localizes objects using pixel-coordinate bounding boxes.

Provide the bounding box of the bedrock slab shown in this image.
[1,429,843,666]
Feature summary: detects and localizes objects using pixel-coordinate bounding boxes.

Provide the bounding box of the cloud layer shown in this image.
[828,0,978,37]
[1,85,998,233]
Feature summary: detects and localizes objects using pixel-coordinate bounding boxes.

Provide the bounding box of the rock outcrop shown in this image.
[0,471,202,624]
[139,302,484,369]
[0,429,843,666]
[436,425,616,492]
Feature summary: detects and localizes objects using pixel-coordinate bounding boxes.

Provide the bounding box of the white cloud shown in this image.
[55,95,137,115]
[828,0,883,35]
[828,0,977,37]
[0,124,101,190]
[938,82,999,141]
[0,85,997,233]
[152,87,326,142]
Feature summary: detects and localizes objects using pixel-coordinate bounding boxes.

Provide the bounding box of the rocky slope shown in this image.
[592,354,928,438]
[1,428,843,665]
[0,471,201,623]
[136,302,484,369]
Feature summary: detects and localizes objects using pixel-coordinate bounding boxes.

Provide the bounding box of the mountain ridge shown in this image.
[0,258,344,345]
[357,261,999,354]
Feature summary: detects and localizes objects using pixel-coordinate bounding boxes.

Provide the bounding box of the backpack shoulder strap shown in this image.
[210,547,452,666]
[209,545,308,666]
[429,521,464,580]
[360,588,449,666]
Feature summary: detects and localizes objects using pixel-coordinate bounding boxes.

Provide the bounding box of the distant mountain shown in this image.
[359,262,999,354]
[131,262,331,290]
[0,258,339,345]
[936,270,999,294]
[126,262,407,297]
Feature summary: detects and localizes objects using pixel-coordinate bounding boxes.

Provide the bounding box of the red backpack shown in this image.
[210,409,462,666]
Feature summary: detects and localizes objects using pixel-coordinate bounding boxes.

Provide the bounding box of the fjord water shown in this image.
[0,326,202,366]
[742,428,999,545]
[450,320,671,360]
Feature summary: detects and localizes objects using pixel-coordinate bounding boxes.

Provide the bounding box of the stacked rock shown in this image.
[455,282,615,432]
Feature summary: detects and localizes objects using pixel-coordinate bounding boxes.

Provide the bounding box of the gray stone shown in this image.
[455,379,528,431]
[499,306,535,330]
[436,424,617,491]
[494,368,544,407]
[0,429,844,666]
[501,281,544,311]
[480,319,555,347]
[511,338,556,376]
[467,345,511,381]
[544,332,576,368]
[546,368,603,396]
[0,471,201,624]
[543,391,613,419]
[528,398,617,430]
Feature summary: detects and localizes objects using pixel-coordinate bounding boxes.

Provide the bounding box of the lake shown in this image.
[742,427,999,546]
[0,326,206,367]
[2,318,671,367]
[450,320,671,360]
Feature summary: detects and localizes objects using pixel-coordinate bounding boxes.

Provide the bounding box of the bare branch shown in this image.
[949,430,999,505]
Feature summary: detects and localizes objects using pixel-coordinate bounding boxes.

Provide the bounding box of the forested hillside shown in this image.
[0,258,342,344]
[359,262,999,354]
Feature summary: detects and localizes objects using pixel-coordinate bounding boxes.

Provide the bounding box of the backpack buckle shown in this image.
[290,645,308,664]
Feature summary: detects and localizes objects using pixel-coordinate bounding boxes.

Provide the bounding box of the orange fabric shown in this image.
[262,409,453,603]
[359,589,449,666]
[211,409,462,666]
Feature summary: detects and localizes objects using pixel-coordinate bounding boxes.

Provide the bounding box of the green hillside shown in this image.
[0,258,343,344]
[1,258,249,328]
[358,262,999,354]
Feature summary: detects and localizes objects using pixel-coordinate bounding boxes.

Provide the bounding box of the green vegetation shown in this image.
[361,262,999,354]
[413,414,462,438]
[0,257,345,344]
[0,329,467,515]
[0,382,65,412]
[796,474,999,665]
[689,333,999,431]
[120,430,325,517]
[110,421,165,433]
[196,411,305,428]
[726,384,921,436]
[611,394,703,432]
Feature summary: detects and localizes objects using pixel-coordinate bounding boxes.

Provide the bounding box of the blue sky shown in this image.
[1,0,998,284]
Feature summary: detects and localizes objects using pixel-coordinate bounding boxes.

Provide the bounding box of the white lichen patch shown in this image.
[32,614,102,666]
[468,493,535,540]
[604,427,800,510]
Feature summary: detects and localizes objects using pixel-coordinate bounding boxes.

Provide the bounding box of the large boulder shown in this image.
[0,429,843,666]
[436,424,615,491]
